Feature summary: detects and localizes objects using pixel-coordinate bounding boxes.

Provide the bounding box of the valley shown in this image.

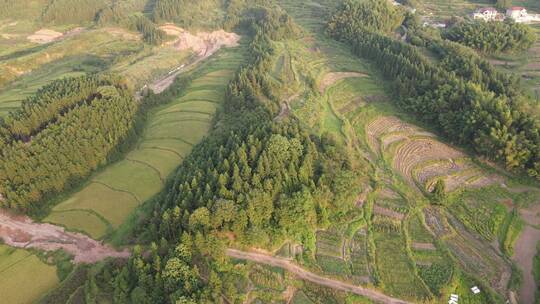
[0,0,539,303]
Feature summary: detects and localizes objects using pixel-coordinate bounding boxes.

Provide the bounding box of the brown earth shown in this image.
[0,209,129,263]
[27,29,64,44]
[160,24,240,57]
[513,203,540,304]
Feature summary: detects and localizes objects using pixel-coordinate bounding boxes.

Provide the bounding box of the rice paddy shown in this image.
[0,245,59,304]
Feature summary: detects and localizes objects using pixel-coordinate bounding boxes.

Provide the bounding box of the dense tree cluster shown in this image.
[443,20,536,53]
[429,39,521,98]
[41,0,108,24]
[152,0,226,29]
[126,14,167,45]
[326,0,404,35]
[0,76,139,212]
[78,7,360,303]
[326,0,540,178]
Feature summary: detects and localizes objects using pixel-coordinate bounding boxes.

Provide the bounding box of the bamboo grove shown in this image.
[0,75,139,212]
[327,0,540,179]
[443,20,536,54]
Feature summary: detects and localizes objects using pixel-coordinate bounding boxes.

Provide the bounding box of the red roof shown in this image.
[508,6,525,11]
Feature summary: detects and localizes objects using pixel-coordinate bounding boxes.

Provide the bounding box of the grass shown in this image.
[45,46,243,239]
[0,245,59,304]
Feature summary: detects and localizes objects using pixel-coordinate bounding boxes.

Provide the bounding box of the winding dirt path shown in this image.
[512,204,540,304]
[226,248,411,304]
[0,210,129,263]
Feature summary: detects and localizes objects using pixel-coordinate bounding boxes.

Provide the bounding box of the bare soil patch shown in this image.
[512,224,540,304]
[319,72,368,94]
[27,29,63,44]
[0,209,129,263]
[160,24,240,57]
[147,25,240,94]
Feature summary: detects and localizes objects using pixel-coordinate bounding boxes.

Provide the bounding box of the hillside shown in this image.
[0,0,540,304]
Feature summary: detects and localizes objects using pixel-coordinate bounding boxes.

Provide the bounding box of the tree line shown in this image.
[72,6,362,304]
[443,20,536,54]
[41,0,109,24]
[327,0,540,179]
[0,75,140,212]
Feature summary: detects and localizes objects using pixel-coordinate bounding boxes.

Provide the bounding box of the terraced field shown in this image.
[44,47,245,239]
[366,116,499,192]
[0,245,59,304]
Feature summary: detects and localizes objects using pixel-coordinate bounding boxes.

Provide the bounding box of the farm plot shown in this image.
[372,231,432,301]
[248,264,286,291]
[349,229,370,282]
[365,115,499,192]
[45,48,243,239]
[407,214,435,244]
[0,245,59,304]
[315,229,352,277]
[448,188,508,241]
[445,215,512,293]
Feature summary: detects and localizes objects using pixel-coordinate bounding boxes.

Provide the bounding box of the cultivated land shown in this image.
[264,0,540,303]
[0,245,59,304]
[0,0,540,303]
[44,46,245,239]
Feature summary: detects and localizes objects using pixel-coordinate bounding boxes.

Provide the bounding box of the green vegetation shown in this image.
[0,75,138,212]
[326,0,540,180]
[0,245,59,304]
[41,0,108,24]
[444,20,536,54]
[373,231,431,300]
[45,47,243,239]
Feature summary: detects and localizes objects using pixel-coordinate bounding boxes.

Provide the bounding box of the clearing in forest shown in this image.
[44,47,245,239]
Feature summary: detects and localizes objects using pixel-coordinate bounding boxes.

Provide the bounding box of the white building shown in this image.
[472,7,499,21]
[506,6,528,20]
[506,6,540,23]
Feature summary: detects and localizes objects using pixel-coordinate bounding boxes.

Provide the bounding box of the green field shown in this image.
[44,47,245,239]
[0,245,59,304]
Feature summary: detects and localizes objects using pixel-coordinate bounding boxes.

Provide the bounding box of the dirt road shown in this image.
[512,204,540,304]
[0,210,129,263]
[226,248,411,304]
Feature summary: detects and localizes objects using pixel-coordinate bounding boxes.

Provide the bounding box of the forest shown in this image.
[443,20,536,54]
[327,0,540,179]
[0,76,140,212]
